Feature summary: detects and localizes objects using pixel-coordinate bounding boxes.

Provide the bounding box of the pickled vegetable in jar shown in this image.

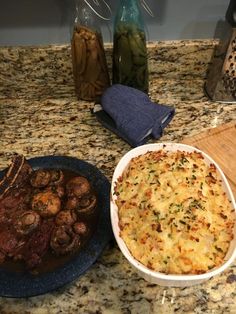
[112,0,149,93]
[71,0,110,101]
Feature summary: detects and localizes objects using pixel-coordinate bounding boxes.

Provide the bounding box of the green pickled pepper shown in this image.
[112,0,149,93]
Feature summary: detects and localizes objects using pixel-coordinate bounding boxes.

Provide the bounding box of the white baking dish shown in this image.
[110,143,236,287]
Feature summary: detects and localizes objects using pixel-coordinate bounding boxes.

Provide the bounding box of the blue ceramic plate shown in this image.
[0,156,112,298]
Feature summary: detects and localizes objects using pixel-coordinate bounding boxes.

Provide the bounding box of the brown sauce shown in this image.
[0,169,99,275]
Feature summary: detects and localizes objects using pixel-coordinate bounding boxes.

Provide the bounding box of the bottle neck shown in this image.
[75,0,100,32]
[120,0,140,12]
[120,0,139,5]
[116,0,144,27]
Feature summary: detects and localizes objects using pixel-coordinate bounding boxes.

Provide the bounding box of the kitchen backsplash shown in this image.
[0,0,229,46]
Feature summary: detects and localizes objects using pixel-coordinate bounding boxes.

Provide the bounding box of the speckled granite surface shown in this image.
[0,40,236,313]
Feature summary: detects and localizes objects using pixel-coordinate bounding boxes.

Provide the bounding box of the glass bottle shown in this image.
[71,0,110,101]
[112,0,149,93]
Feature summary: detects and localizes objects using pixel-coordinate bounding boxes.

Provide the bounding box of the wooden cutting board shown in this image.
[182,121,236,199]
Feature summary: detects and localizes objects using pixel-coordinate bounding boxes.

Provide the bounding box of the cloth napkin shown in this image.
[93,84,175,147]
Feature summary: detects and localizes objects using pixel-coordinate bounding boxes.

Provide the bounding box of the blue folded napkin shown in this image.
[93,84,175,147]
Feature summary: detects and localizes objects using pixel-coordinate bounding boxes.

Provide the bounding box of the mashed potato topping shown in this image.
[114,149,235,274]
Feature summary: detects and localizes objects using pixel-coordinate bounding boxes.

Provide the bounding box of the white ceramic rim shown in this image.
[110,142,236,282]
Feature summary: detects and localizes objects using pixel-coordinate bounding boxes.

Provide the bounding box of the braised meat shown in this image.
[0,155,32,199]
[0,229,19,261]
[0,154,97,271]
[18,219,55,269]
[0,156,34,265]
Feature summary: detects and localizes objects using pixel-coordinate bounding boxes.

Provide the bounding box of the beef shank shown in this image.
[0,154,95,271]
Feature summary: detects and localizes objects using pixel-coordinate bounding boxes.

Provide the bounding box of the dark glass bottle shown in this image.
[71,0,110,101]
[112,0,149,93]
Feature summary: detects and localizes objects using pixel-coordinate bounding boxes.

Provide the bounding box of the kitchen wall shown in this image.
[0,0,230,46]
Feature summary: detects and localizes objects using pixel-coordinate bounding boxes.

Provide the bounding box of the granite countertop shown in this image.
[0,40,236,313]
